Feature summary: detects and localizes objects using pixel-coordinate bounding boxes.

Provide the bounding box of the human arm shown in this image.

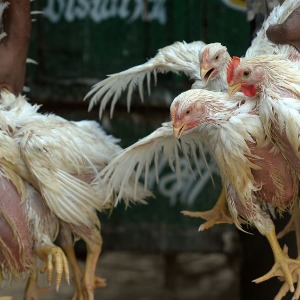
[267,6,300,53]
[0,0,31,95]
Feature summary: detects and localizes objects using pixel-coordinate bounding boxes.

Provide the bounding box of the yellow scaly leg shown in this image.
[182,186,233,231]
[82,233,106,300]
[270,201,300,300]
[254,228,300,296]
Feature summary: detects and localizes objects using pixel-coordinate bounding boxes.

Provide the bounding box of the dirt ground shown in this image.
[0,251,240,300]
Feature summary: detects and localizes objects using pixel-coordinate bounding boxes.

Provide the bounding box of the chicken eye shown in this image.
[243,70,251,77]
[214,55,219,61]
[186,109,191,115]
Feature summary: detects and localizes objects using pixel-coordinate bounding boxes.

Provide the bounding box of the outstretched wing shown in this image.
[99,122,210,206]
[85,41,206,118]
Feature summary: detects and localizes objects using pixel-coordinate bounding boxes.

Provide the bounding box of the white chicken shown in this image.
[99,87,300,299]
[227,53,300,299]
[0,90,151,300]
[0,117,70,299]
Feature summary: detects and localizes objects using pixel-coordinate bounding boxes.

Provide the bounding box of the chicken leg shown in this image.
[227,184,300,299]
[81,228,106,300]
[58,227,86,300]
[253,228,300,296]
[24,272,43,300]
[181,187,233,231]
[268,201,300,300]
[62,225,106,300]
[277,211,296,239]
[58,225,105,300]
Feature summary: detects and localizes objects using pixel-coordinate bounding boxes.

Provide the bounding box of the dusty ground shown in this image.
[0,251,240,300]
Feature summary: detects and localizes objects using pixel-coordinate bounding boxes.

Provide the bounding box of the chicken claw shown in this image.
[39,245,70,291]
[253,244,300,295]
[271,245,300,300]
[274,272,300,300]
[181,187,233,231]
[181,209,233,231]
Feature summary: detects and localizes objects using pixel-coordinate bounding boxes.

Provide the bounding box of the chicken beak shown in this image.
[173,124,186,139]
[200,67,214,86]
[228,82,242,97]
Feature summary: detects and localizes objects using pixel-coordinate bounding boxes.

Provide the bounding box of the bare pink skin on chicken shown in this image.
[225,137,295,223]
[247,139,294,206]
[0,175,33,273]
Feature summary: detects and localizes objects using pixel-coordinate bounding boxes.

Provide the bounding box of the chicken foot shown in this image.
[36,243,70,291]
[227,185,300,299]
[249,210,300,297]
[269,201,300,300]
[23,243,70,300]
[253,228,300,296]
[181,187,233,231]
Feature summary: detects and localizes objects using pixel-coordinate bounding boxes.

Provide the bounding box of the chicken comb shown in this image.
[227,56,240,84]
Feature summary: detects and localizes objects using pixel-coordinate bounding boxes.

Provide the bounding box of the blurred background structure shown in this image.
[1,0,296,299]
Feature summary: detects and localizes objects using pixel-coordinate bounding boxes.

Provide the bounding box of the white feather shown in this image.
[0,90,150,227]
[99,121,206,206]
[85,41,205,118]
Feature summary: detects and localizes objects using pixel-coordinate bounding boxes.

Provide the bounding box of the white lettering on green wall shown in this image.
[44,0,167,25]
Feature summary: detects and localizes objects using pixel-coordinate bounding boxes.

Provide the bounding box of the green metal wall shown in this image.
[28,0,249,103]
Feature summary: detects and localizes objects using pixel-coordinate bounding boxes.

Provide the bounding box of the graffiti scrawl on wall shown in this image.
[144,154,219,207]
